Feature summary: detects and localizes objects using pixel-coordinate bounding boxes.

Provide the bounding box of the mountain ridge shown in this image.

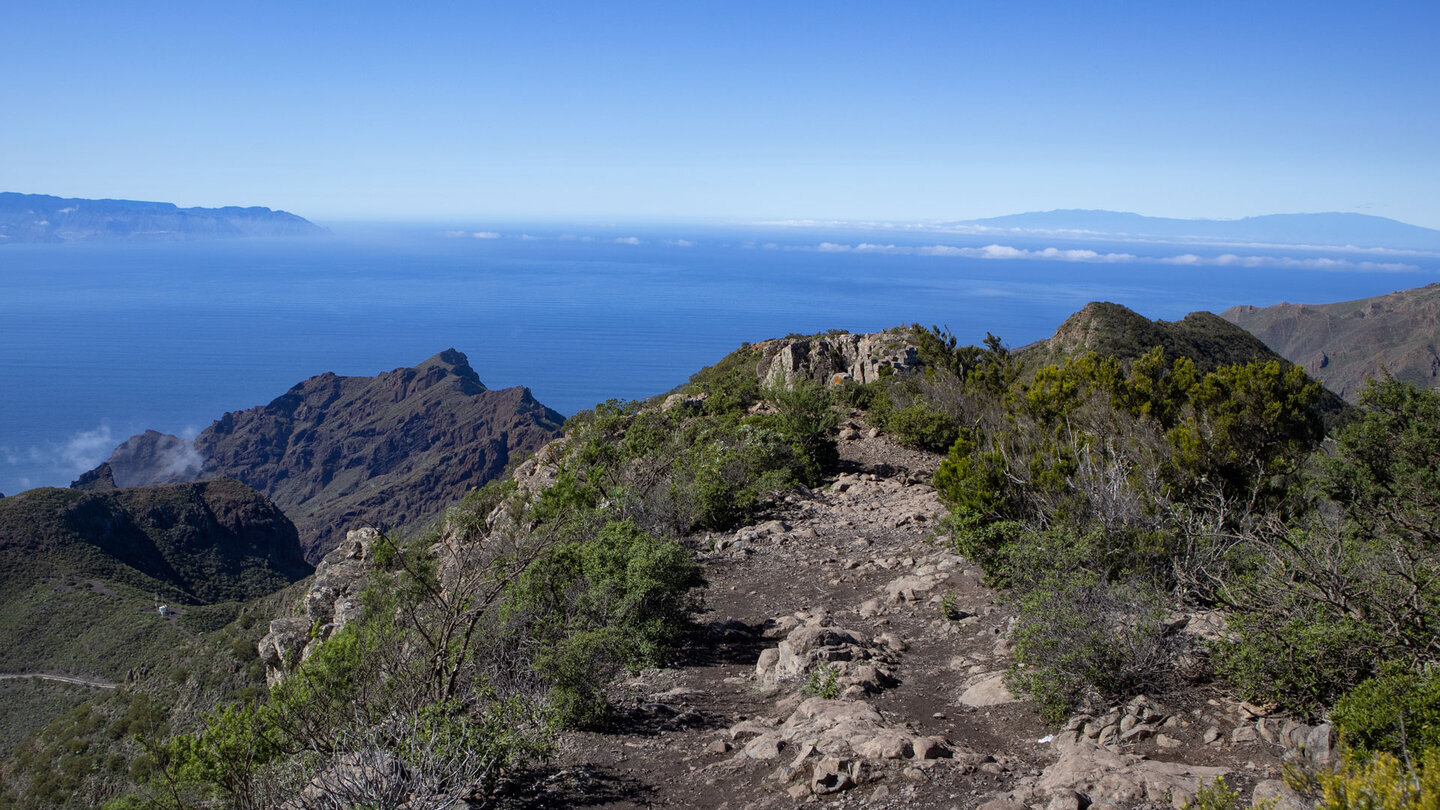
[947,209,1440,250]
[1221,283,1440,402]
[86,350,566,561]
[0,191,324,243]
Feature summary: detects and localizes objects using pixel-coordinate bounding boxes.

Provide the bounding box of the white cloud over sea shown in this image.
[1,422,119,491]
[797,242,1421,272]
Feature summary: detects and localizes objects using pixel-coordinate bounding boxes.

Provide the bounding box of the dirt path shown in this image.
[496,431,1054,808]
[0,673,117,689]
[500,428,1294,809]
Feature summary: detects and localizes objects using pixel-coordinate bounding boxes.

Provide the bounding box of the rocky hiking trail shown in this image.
[501,426,1326,810]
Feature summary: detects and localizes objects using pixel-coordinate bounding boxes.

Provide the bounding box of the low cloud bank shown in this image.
[799,242,1419,272]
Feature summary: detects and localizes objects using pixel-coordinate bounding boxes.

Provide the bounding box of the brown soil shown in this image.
[497,427,1292,809]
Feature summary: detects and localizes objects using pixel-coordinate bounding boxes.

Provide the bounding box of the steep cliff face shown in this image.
[88,350,566,562]
[1221,284,1440,402]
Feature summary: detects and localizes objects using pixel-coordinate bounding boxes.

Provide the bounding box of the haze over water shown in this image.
[3,222,1436,495]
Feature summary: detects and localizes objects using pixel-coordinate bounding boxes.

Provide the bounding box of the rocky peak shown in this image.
[102,429,205,488]
[70,461,118,491]
[79,351,565,562]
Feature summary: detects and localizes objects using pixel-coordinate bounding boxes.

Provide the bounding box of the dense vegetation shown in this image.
[83,350,838,809]
[0,591,285,810]
[856,323,1440,774]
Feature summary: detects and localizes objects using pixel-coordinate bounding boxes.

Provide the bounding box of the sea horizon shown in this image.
[2,220,1437,495]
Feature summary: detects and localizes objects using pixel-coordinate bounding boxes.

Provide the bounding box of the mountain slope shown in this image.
[0,191,323,243]
[1221,283,1440,402]
[1020,301,1351,424]
[951,209,1440,249]
[0,478,310,687]
[0,478,311,609]
[91,350,567,561]
[0,476,307,799]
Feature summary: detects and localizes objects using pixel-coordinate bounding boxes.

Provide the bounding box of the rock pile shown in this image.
[724,697,956,798]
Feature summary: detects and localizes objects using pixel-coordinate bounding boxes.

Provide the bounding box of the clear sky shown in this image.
[2,2,1436,227]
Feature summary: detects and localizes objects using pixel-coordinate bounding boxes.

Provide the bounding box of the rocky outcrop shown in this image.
[259,527,378,686]
[753,330,920,388]
[83,350,566,561]
[754,615,899,696]
[1222,283,1440,402]
[724,697,955,797]
[1020,741,1230,810]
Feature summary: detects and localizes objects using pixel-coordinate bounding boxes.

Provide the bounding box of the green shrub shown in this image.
[1185,776,1245,810]
[835,379,881,410]
[933,430,1009,519]
[944,507,1025,584]
[1007,571,1183,724]
[508,520,703,726]
[803,665,841,700]
[1214,611,1381,721]
[1334,667,1440,760]
[885,403,960,452]
[763,381,839,487]
[1314,749,1440,809]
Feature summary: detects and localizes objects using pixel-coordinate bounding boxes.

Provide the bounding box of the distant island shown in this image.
[947,209,1440,250]
[0,192,324,243]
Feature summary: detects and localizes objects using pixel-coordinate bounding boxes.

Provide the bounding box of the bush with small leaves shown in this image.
[1333,666,1440,761]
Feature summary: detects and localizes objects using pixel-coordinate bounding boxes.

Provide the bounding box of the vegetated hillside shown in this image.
[87,350,567,561]
[1022,301,1352,423]
[0,478,311,674]
[1021,302,1278,371]
[1221,283,1440,403]
[41,312,1440,809]
[951,208,1440,249]
[0,479,311,763]
[0,582,299,809]
[0,191,323,242]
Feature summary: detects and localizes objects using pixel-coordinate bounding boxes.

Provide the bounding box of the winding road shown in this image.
[0,673,117,689]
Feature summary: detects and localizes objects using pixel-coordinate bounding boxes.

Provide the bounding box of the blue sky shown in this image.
[2,2,1436,226]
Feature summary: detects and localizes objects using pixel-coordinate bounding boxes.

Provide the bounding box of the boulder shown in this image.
[958,673,1017,707]
[1035,742,1229,809]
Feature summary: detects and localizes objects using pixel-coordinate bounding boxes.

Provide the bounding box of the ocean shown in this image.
[2,221,1436,495]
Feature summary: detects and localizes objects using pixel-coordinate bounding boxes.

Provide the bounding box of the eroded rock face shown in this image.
[1222,283,1440,402]
[753,330,920,389]
[81,351,565,562]
[259,527,380,686]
